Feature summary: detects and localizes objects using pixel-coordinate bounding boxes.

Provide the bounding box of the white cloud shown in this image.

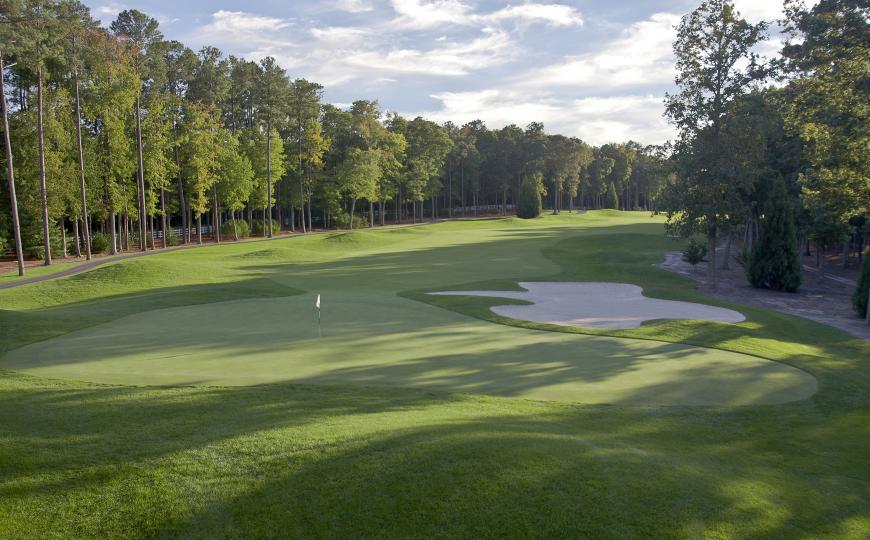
[193,11,296,51]
[731,0,786,23]
[518,12,679,89]
[415,90,675,145]
[345,28,512,75]
[93,2,126,24]
[335,0,374,13]
[390,0,473,29]
[311,26,371,45]
[304,27,515,85]
[389,0,583,29]
[482,3,583,27]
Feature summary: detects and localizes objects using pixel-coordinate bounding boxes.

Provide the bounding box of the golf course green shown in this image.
[1,212,868,537]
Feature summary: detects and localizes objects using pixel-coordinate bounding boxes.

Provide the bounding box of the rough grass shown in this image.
[0,211,868,538]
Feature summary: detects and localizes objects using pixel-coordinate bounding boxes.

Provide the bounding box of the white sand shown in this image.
[429,282,746,329]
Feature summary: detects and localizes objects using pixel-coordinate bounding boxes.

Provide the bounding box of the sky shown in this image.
[83,0,795,146]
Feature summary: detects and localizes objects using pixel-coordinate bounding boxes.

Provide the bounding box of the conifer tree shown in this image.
[605,182,619,210]
[747,178,802,292]
[517,173,543,219]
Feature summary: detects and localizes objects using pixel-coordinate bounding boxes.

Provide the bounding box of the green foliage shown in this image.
[331,211,366,230]
[164,228,180,247]
[783,0,870,235]
[90,232,111,254]
[605,182,619,210]
[682,238,707,266]
[663,0,768,242]
[181,101,223,217]
[853,249,870,318]
[587,151,614,206]
[747,179,802,292]
[216,132,255,213]
[221,219,250,239]
[0,235,8,253]
[251,219,279,237]
[517,173,543,219]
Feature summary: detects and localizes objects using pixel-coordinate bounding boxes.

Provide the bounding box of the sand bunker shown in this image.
[429,282,746,329]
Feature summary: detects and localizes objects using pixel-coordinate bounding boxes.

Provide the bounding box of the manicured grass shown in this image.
[1,211,868,538]
[0,259,78,284]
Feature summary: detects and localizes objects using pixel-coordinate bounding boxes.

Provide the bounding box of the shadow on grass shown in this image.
[0,223,868,536]
[404,232,870,408]
[0,374,867,537]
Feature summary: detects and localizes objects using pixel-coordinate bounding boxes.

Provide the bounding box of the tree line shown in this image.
[0,0,672,276]
[660,0,869,318]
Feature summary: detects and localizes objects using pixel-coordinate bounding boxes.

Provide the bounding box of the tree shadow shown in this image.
[2,379,858,537]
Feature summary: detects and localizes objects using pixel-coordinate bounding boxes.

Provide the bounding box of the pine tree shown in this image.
[747,178,802,292]
[517,173,543,219]
[605,182,619,209]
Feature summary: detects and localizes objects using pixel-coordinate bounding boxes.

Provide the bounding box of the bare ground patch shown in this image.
[657,251,870,340]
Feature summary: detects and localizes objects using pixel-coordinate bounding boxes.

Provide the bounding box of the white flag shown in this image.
[315,294,321,310]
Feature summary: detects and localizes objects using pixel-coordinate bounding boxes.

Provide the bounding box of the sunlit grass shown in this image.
[0,211,868,538]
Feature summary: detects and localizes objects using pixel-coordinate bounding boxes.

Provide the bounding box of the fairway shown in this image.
[2,212,868,538]
[0,213,814,405]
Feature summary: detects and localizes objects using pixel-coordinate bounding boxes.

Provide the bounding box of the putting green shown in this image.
[3,293,816,405]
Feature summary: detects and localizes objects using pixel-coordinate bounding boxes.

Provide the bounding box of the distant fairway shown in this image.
[1,212,867,538]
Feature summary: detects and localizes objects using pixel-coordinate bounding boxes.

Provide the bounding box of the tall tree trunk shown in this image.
[73,72,91,260]
[448,165,453,217]
[109,212,117,254]
[174,136,187,244]
[307,190,313,232]
[460,161,465,217]
[212,184,221,243]
[0,53,24,276]
[290,205,295,232]
[276,185,283,232]
[266,119,273,238]
[160,188,167,249]
[369,201,374,228]
[73,219,81,257]
[135,92,146,251]
[349,199,356,229]
[61,217,67,258]
[232,211,238,241]
[299,182,307,233]
[149,216,156,249]
[36,67,52,265]
[197,214,203,244]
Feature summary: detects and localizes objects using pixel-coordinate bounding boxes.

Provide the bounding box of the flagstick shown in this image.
[315,293,322,338]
